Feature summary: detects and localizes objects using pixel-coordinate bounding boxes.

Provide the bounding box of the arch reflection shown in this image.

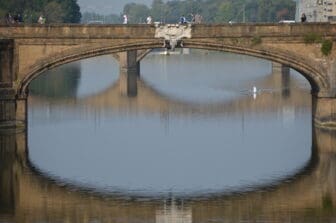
[0,126,335,223]
[28,62,310,118]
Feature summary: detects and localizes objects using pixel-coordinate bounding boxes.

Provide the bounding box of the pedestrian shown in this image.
[146,15,152,24]
[180,15,186,24]
[123,14,128,24]
[38,15,46,24]
[17,14,23,23]
[194,14,203,24]
[301,13,307,22]
[191,13,195,23]
[5,13,13,25]
[13,14,22,23]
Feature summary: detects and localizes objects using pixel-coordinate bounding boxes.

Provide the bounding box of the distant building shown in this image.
[295,0,336,22]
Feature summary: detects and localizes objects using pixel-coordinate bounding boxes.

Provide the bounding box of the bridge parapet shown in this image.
[0,23,335,39]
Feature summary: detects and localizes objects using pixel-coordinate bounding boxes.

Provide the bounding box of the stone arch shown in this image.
[18,40,162,98]
[183,41,329,97]
[18,40,329,98]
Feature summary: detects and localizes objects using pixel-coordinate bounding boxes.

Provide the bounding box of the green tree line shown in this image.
[136,0,296,23]
[82,0,295,24]
[0,0,81,23]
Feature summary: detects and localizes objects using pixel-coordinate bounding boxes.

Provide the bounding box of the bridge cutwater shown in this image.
[0,23,336,130]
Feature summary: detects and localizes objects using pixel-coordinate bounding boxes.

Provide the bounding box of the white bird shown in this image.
[252,86,257,94]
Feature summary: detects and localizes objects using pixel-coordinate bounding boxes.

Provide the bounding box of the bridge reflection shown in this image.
[28,64,311,120]
[0,63,335,222]
[0,126,335,222]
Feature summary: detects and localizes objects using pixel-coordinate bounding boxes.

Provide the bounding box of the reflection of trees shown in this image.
[29,63,81,99]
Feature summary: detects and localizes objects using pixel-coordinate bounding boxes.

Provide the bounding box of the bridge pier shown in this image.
[0,40,26,130]
[118,50,139,97]
[118,50,140,77]
[272,62,290,98]
[0,40,14,86]
[0,131,26,216]
[313,97,336,130]
[314,127,336,153]
[0,99,27,130]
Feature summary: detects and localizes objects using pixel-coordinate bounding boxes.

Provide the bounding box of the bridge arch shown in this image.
[18,40,163,97]
[184,42,328,96]
[19,40,328,98]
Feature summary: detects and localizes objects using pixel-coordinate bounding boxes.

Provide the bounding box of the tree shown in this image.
[151,0,167,23]
[123,3,150,23]
[214,2,233,22]
[0,0,81,23]
[165,1,184,23]
[44,2,65,23]
[78,0,295,25]
[59,0,81,23]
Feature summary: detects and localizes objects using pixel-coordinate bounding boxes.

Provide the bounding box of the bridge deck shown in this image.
[0,23,335,39]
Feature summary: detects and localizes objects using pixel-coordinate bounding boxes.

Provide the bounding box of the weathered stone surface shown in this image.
[155,24,192,49]
[0,99,26,130]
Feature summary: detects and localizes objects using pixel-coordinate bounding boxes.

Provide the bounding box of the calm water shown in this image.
[1,49,336,222]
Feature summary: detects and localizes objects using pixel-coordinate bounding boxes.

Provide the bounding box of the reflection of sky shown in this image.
[76,55,119,98]
[141,51,272,103]
[29,111,311,196]
[28,52,312,197]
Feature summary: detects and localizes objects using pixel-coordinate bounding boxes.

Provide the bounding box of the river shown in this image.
[1,49,335,222]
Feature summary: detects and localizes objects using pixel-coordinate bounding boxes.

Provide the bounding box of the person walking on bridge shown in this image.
[38,15,46,24]
[146,15,152,24]
[301,13,307,22]
[123,14,128,24]
[5,13,13,25]
[179,15,187,24]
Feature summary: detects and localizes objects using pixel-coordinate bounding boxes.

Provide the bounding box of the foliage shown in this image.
[251,36,262,45]
[44,2,64,23]
[322,194,333,211]
[80,0,295,24]
[321,39,333,56]
[124,3,150,23]
[303,33,333,56]
[0,0,81,23]
[120,0,296,24]
[0,0,296,24]
[304,33,322,44]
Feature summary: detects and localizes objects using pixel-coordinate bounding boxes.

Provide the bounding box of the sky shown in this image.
[78,0,156,15]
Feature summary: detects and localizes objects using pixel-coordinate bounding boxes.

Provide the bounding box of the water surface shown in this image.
[27,50,312,197]
[2,50,336,223]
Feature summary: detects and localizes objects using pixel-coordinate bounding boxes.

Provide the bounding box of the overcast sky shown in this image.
[78,0,157,15]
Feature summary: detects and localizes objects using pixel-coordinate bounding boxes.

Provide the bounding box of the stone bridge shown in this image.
[1,23,336,129]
